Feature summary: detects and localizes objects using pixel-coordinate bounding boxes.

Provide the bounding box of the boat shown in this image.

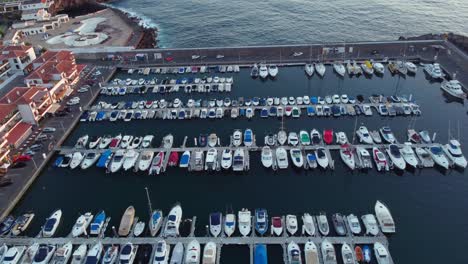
[305,64,314,76]
[370,130,382,144]
[254,245,267,264]
[321,240,337,264]
[269,65,279,77]
[50,242,72,264]
[361,214,379,236]
[341,243,355,264]
[375,201,396,234]
[355,246,364,263]
[347,214,362,235]
[163,134,174,149]
[232,148,245,171]
[108,150,124,173]
[75,135,89,149]
[88,210,105,236]
[419,130,432,143]
[373,62,385,74]
[205,148,218,171]
[288,132,299,146]
[332,213,347,236]
[133,221,145,237]
[443,139,467,168]
[179,151,190,168]
[315,63,326,77]
[374,243,391,264]
[373,147,389,171]
[3,246,26,264]
[69,152,84,169]
[379,127,396,143]
[98,135,113,149]
[122,150,139,171]
[185,240,200,264]
[306,153,317,169]
[88,137,101,149]
[169,243,184,264]
[0,216,14,236]
[84,243,103,264]
[261,146,273,168]
[304,241,319,264]
[238,208,251,237]
[317,213,329,236]
[224,213,236,237]
[149,151,164,175]
[335,132,348,145]
[148,210,163,237]
[207,133,217,147]
[137,150,154,172]
[405,61,417,73]
[277,130,287,145]
[407,129,421,143]
[141,135,154,148]
[363,246,372,263]
[119,243,137,264]
[302,213,315,236]
[209,212,222,237]
[118,206,135,237]
[72,212,93,237]
[21,243,39,264]
[424,63,443,79]
[120,135,133,149]
[276,147,289,169]
[42,210,62,237]
[255,209,268,236]
[387,144,406,170]
[32,244,55,264]
[289,148,304,168]
[152,241,169,264]
[251,64,259,77]
[333,62,346,77]
[361,61,374,75]
[232,130,242,147]
[102,246,118,264]
[310,129,321,145]
[80,152,100,170]
[244,129,253,146]
[286,214,298,235]
[429,146,449,169]
[315,148,328,169]
[339,144,355,170]
[163,204,182,237]
[259,64,269,78]
[415,147,434,168]
[221,149,232,169]
[270,216,283,236]
[11,213,35,236]
[356,126,373,144]
[201,242,216,264]
[440,80,466,99]
[401,144,419,168]
[287,242,302,264]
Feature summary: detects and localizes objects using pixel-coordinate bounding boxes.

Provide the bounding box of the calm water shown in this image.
[14,66,468,264]
[107,0,468,48]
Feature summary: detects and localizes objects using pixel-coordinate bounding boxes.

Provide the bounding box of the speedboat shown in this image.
[375,200,396,234]
[238,208,251,237]
[271,216,283,236]
[420,130,432,143]
[287,242,302,264]
[315,63,326,77]
[109,134,123,149]
[310,129,321,145]
[429,146,449,169]
[306,153,317,169]
[141,135,154,148]
[374,242,391,264]
[269,65,279,77]
[89,210,105,236]
[32,244,55,264]
[205,148,218,171]
[232,130,242,146]
[363,246,372,263]
[373,62,385,74]
[407,129,421,143]
[120,135,133,149]
[259,64,269,78]
[80,152,100,170]
[288,132,299,146]
[356,147,373,169]
[255,208,268,236]
[137,150,154,171]
[118,206,135,237]
[42,209,62,237]
[355,246,364,263]
[71,244,87,264]
[415,147,435,168]
[149,210,163,237]
[179,151,190,168]
[321,240,337,264]
[152,241,169,264]
[277,130,287,145]
[299,130,311,145]
[332,213,347,236]
[323,130,333,145]
[302,213,315,236]
[169,243,184,264]
[317,213,329,236]
[251,64,259,77]
[440,80,466,99]
[401,143,419,168]
[356,126,373,144]
[347,214,362,235]
[163,203,182,237]
[405,61,417,73]
[244,129,253,147]
[315,148,328,169]
[341,243,355,264]
[264,134,277,146]
[3,246,26,264]
[335,132,348,145]
[163,134,174,149]
[122,150,139,171]
[51,242,72,264]
[340,144,355,170]
[380,126,396,143]
[72,212,93,237]
[286,214,298,235]
[261,146,273,168]
[424,63,443,79]
[361,214,379,236]
[98,135,113,149]
[88,137,101,149]
[224,213,236,237]
[305,64,314,76]
[119,243,137,264]
[109,150,125,173]
[69,152,84,169]
[0,216,14,236]
[290,149,304,168]
[21,243,39,264]
[232,148,245,171]
[84,243,103,264]
[370,130,382,144]
[221,149,232,169]
[185,240,200,264]
[387,144,406,170]
[209,212,222,237]
[202,242,217,264]
[304,241,319,264]
[373,147,389,172]
[148,151,164,175]
[361,61,374,75]
[276,147,289,169]
[75,135,89,149]
[208,133,218,147]
[11,213,35,236]
[133,222,144,237]
[443,140,467,168]
[333,62,346,77]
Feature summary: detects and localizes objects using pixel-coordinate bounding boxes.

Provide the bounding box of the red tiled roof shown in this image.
[5,122,32,146]
[0,86,49,105]
[27,50,77,84]
[0,104,17,121]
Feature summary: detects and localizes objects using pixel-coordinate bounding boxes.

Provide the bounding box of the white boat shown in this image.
[80,152,100,170]
[32,245,55,264]
[429,146,449,169]
[72,212,93,237]
[375,200,396,234]
[315,63,326,77]
[202,242,216,264]
[120,135,133,149]
[238,209,251,237]
[401,143,419,168]
[321,240,337,264]
[207,133,217,147]
[141,135,154,148]
[75,135,89,148]
[374,242,391,264]
[415,147,435,168]
[119,243,137,264]
[443,139,467,168]
[137,150,154,171]
[224,214,236,237]
[286,215,298,235]
[244,129,253,147]
[259,64,269,78]
[221,149,232,169]
[209,212,222,237]
[102,245,118,264]
[84,243,103,264]
[305,64,315,76]
[287,242,301,264]
[356,126,373,144]
[288,132,299,146]
[315,148,328,169]
[361,214,379,236]
[373,62,385,74]
[122,150,139,171]
[3,246,26,264]
[128,136,142,149]
[339,145,355,170]
[169,243,184,264]
[317,213,329,236]
[290,149,304,168]
[149,151,164,175]
[88,137,101,149]
[361,61,374,75]
[333,62,346,77]
[98,136,113,149]
[405,61,417,73]
[109,150,125,173]
[69,152,84,169]
[335,132,348,145]
[232,148,245,171]
[185,240,200,264]
[163,134,174,149]
[152,240,169,264]
[304,241,319,264]
[379,127,396,143]
[50,242,72,264]
[302,213,315,236]
[276,147,289,169]
[424,63,443,79]
[163,204,182,237]
[71,244,87,264]
[373,147,389,171]
[133,221,145,237]
[271,216,283,236]
[268,65,279,77]
[261,146,273,168]
[440,80,466,99]
[149,210,163,237]
[232,130,242,146]
[42,210,62,238]
[341,243,355,264]
[277,130,287,145]
[346,214,361,235]
[310,129,321,145]
[21,243,39,264]
[387,144,406,170]
[205,148,218,171]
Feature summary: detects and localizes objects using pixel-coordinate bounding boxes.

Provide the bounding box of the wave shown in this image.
[101,3,159,30]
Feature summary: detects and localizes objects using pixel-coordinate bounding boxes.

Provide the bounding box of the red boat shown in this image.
[109,135,122,149]
[323,130,334,145]
[168,152,179,166]
[355,246,364,262]
[13,155,31,163]
[271,217,283,236]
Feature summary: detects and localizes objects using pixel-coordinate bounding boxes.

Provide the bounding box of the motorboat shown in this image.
[224,213,236,237]
[118,206,135,237]
[42,209,62,237]
[379,126,396,143]
[255,209,268,236]
[440,80,466,99]
[363,246,372,263]
[10,213,35,236]
[373,147,389,171]
[306,153,317,169]
[238,208,251,237]
[232,148,245,171]
[335,132,348,145]
[333,62,346,77]
[423,63,443,79]
[88,137,101,149]
[429,146,449,169]
[356,147,373,169]
[152,240,169,264]
[261,146,273,168]
[304,241,319,264]
[89,210,105,236]
[137,150,154,171]
[387,144,406,170]
[133,221,144,237]
[269,65,279,77]
[361,214,379,236]
[361,61,374,75]
[355,246,364,263]
[75,135,89,149]
[339,144,355,170]
[401,143,419,168]
[443,139,467,168]
[72,212,93,237]
[315,63,326,77]
[193,151,205,171]
[3,246,26,264]
[310,129,321,145]
[356,126,373,144]
[149,210,163,237]
[164,203,182,237]
[209,212,222,237]
[259,64,269,78]
[221,149,232,169]
[244,129,253,146]
[119,243,137,264]
[141,135,154,148]
[207,133,217,147]
[287,242,302,264]
[149,151,164,175]
[341,243,355,264]
[375,200,396,234]
[407,129,421,143]
[98,135,113,149]
[373,62,385,74]
[185,240,200,264]
[288,132,299,146]
[109,134,123,149]
[120,135,133,149]
[84,243,103,264]
[347,214,362,235]
[299,130,311,145]
[305,64,314,76]
[271,216,283,236]
[80,152,100,170]
[321,240,337,264]
[0,216,14,236]
[415,147,435,168]
[419,130,432,143]
[163,134,174,149]
[32,244,55,264]
[51,242,72,264]
[21,243,39,264]
[332,213,347,236]
[232,130,242,146]
[69,152,84,169]
[71,244,87,264]
[264,133,276,146]
[315,148,328,169]
[276,147,289,169]
[251,64,259,77]
[205,148,218,171]
[323,130,333,145]
[202,242,217,264]
[277,130,287,145]
[122,150,139,171]
[179,151,190,168]
[374,242,391,264]
[290,149,304,168]
[286,214,298,235]
[302,213,315,236]
[370,130,382,144]
[169,243,184,264]
[317,213,329,236]
[109,150,125,173]
[396,60,408,75]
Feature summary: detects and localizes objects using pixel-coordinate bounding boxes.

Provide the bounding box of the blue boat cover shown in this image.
[254,244,268,264]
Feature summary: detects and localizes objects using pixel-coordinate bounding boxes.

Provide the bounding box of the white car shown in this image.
[67,97,80,106]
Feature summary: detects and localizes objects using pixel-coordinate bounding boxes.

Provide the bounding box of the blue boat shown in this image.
[307,106,315,116]
[90,210,106,236]
[134,111,142,119]
[252,97,260,105]
[208,109,216,118]
[178,110,186,119]
[260,108,268,118]
[199,134,208,147]
[97,150,112,168]
[149,210,163,236]
[0,215,15,236]
[311,96,318,104]
[244,129,253,146]
[331,105,341,116]
[259,98,266,106]
[178,67,185,74]
[239,108,246,116]
[110,111,118,120]
[53,156,63,167]
[363,245,372,262]
[255,208,268,236]
[269,106,277,117]
[340,105,347,115]
[96,111,106,121]
[118,87,126,94]
[254,244,268,264]
[80,111,89,122]
[245,98,252,106]
[187,77,194,83]
[124,102,133,109]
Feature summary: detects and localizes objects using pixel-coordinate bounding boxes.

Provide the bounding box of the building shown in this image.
[12,14,69,37]
[0,45,36,74]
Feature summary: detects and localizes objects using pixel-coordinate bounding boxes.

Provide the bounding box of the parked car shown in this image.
[66,97,80,106]
[29,144,43,151]
[35,134,49,142]
[42,127,56,133]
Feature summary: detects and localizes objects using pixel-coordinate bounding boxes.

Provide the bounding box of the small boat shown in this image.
[149,151,164,175]
[185,240,200,264]
[333,62,346,77]
[207,133,218,147]
[152,241,169,264]
[232,148,245,171]
[232,130,242,147]
[347,214,362,235]
[119,243,137,264]
[84,243,103,264]
[401,144,419,168]
[122,150,139,171]
[109,150,125,173]
[286,214,298,235]
[32,244,55,264]
[149,210,163,237]
[341,243,355,264]
[290,149,304,168]
[137,150,154,171]
[310,129,321,145]
[379,127,396,143]
[315,63,326,77]
[304,241,319,264]
[0,215,15,236]
[10,213,35,236]
[269,65,279,77]
[254,245,268,264]
[305,64,314,76]
[42,209,62,238]
[361,214,379,236]
[261,146,273,168]
[373,147,389,172]
[387,144,406,170]
[302,213,315,236]
[120,135,133,149]
[375,200,396,234]
[419,130,432,143]
[276,147,289,169]
[244,129,253,147]
[202,242,217,264]
[205,148,218,171]
[356,126,373,144]
[22,243,39,264]
[288,132,299,146]
[287,242,302,264]
[163,203,182,237]
[415,147,434,168]
[163,134,174,149]
[271,216,283,236]
[363,245,372,263]
[3,246,26,264]
[72,212,93,237]
[407,129,421,143]
[429,146,449,169]
[424,63,443,79]
[361,60,374,75]
[259,64,269,79]
[118,206,135,237]
[88,137,101,149]
[306,153,317,169]
[315,148,328,169]
[255,208,268,236]
[238,208,251,237]
[220,149,232,169]
[51,242,72,264]
[80,152,100,170]
[209,212,222,237]
[355,246,364,263]
[99,135,113,149]
[317,213,329,236]
[75,135,89,149]
[133,221,145,237]
[321,240,337,264]
[332,213,347,236]
[277,130,287,145]
[89,210,105,236]
[300,130,311,145]
[179,150,190,168]
[370,130,382,144]
[335,132,348,145]
[443,139,467,168]
[69,152,84,169]
[340,144,355,170]
[224,213,236,237]
[374,243,391,264]
[373,62,385,74]
[169,243,184,264]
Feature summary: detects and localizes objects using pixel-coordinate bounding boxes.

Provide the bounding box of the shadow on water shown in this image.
[221,246,249,264]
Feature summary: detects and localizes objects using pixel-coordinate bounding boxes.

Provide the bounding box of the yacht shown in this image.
[302,213,315,236]
[375,201,396,234]
[356,126,373,144]
[202,242,217,264]
[380,127,396,143]
[50,242,72,264]
[333,62,346,77]
[163,204,182,237]
[149,151,164,175]
[221,149,232,169]
[137,150,154,171]
[261,146,273,168]
[315,63,326,77]
[401,144,419,168]
[119,243,137,264]
[255,209,268,236]
[315,148,328,169]
[440,80,466,99]
[80,152,100,170]
[232,130,242,146]
[374,242,391,264]
[259,64,269,78]
[321,240,337,264]
[429,146,449,169]
[3,246,26,264]
[287,242,302,264]
[122,150,139,171]
[304,241,319,264]
[71,244,87,264]
[32,244,55,264]
[238,208,251,237]
[69,152,84,169]
[361,214,379,236]
[317,213,329,236]
[332,213,347,236]
[185,240,200,264]
[224,213,236,237]
[42,209,62,237]
[356,147,373,169]
[153,241,169,264]
[373,62,385,74]
[244,129,253,146]
[288,132,299,146]
[72,212,93,237]
[305,64,314,76]
[443,140,467,168]
[276,147,289,169]
[205,148,218,171]
[84,243,103,264]
[269,65,279,77]
[271,216,283,236]
[169,243,184,264]
[387,144,406,170]
[286,214,298,235]
[373,147,389,171]
[347,214,362,235]
[290,149,304,168]
[209,212,222,237]
[423,63,443,79]
[118,206,135,237]
[102,245,118,264]
[232,148,245,171]
[341,243,355,264]
[339,144,355,170]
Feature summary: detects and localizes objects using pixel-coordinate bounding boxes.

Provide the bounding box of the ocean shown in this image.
[107,0,468,48]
